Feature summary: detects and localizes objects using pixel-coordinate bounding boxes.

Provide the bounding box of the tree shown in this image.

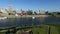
[48,13,52,15]
[27,10,33,15]
[45,11,48,15]
[57,12,60,15]
[0,12,2,13]
[34,11,37,15]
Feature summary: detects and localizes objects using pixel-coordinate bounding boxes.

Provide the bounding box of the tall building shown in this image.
[8,4,13,13]
[0,8,8,16]
[39,9,45,14]
[0,8,8,13]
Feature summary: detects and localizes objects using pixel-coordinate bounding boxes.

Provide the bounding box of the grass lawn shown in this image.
[16,24,48,34]
[31,24,60,34]
[16,30,21,34]
[50,26,59,34]
[31,25,48,34]
[16,24,60,34]
[46,23,60,34]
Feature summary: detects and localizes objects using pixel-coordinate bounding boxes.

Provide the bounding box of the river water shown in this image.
[0,17,60,27]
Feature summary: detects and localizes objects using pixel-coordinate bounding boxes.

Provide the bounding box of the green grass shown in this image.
[50,26,59,34]
[31,24,60,34]
[46,23,60,34]
[31,25,48,34]
[16,24,60,34]
[16,25,48,34]
[16,30,21,34]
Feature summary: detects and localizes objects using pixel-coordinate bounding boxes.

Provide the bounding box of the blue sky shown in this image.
[0,0,60,11]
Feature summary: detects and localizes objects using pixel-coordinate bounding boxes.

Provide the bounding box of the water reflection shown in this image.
[0,17,60,27]
[39,17,45,23]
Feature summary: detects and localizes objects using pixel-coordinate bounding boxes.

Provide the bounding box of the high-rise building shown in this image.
[8,4,13,13]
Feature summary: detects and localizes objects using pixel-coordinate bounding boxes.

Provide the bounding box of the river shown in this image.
[0,17,60,27]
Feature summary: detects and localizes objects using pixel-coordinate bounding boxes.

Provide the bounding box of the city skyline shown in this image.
[0,0,60,11]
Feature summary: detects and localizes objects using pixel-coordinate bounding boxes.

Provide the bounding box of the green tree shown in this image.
[45,11,48,15]
[27,10,33,15]
[57,12,60,15]
[34,11,37,15]
[0,12,2,13]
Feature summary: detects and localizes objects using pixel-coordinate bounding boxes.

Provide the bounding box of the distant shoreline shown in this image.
[5,15,52,18]
[0,15,60,18]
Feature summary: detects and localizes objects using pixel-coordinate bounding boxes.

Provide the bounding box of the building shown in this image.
[8,4,13,13]
[13,10,16,15]
[39,9,46,15]
[21,10,27,15]
[0,8,8,16]
[36,11,40,14]
[0,8,8,13]
[16,9,22,14]
[32,10,35,15]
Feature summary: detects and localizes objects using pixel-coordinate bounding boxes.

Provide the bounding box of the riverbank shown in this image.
[55,15,60,17]
[3,15,52,18]
[46,23,60,34]
[0,24,59,34]
[0,24,48,34]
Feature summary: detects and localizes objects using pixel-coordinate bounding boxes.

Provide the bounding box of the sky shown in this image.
[0,0,60,11]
